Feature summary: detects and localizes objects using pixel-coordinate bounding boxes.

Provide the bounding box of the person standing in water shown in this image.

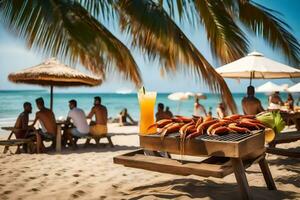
[193,97,207,117]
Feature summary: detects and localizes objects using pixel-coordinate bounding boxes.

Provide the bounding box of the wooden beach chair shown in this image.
[0,126,34,154]
[83,134,114,148]
[266,130,300,158]
[71,133,114,148]
[84,134,114,148]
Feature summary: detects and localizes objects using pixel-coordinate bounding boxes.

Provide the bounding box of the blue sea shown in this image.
[0,90,292,125]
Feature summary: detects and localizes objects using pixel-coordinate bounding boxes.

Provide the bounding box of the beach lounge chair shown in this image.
[0,126,35,154]
[266,130,300,158]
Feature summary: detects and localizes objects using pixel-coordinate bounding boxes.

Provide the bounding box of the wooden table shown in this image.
[1,121,65,153]
[55,120,65,153]
[114,131,276,200]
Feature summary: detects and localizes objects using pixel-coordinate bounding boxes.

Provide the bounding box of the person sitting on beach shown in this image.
[31,97,57,152]
[165,106,173,119]
[285,93,294,111]
[13,102,33,153]
[87,96,108,136]
[119,108,137,126]
[194,97,207,117]
[14,102,32,139]
[155,103,169,121]
[269,91,283,109]
[242,86,264,115]
[64,99,89,147]
[216,103,227,119]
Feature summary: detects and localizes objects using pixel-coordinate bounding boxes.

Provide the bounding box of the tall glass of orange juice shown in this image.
[138,90,157,135]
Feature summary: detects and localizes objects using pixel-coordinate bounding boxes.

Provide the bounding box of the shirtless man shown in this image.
[165,106,173,118]
[87,96,108,136]
[14,102,32,139]
[155,103,169,121]
[242,86,264,115]
[11,102,33,153]
[119,108,137,126]
[32,97,57,153]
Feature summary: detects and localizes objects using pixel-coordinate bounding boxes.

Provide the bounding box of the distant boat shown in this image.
[115,88,133,94]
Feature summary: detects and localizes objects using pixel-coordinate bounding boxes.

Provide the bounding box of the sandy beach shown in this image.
[0,123,299,200]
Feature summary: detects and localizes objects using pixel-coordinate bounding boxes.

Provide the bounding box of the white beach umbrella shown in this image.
[168,92,191,113]
[288,82,300,92]
[168,92,189,101]
[280,84,289,91]
[256,81,285,92]
[216,51,300,85]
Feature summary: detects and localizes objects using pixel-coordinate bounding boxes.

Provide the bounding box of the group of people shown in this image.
[14,96,108,152]
[194,97,226,119]
[13,87,297,152]
[155,103,173,121]
[190,88,296,119]
[241,86,295,115]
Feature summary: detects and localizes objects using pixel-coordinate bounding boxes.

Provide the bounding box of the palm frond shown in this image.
[0,0,142,86]
[194,0,249,64]
[238,1,300,64]
[77,0,115,21]
[118,0,237,113]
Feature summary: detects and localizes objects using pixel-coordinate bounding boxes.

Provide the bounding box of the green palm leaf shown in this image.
[0,0,142,86]
[194,0,249,64]
[118,0,237,113]
[237,1,300,64]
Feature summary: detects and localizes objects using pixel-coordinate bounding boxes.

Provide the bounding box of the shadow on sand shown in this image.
[267,155,300,174]
[127,178,298,200]
[267,155,300,188]
[44,144,138,155]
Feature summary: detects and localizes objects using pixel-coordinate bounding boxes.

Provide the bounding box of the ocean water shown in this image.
[0,90,291,124]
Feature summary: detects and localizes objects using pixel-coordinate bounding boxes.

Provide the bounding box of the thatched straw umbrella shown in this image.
[8,58,102,110]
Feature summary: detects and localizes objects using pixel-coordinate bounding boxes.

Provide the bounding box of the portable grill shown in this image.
[139,130,264,158]
[114,129,277,200]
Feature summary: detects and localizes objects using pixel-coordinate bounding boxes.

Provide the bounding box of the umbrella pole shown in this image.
[177,101,181,114]
[50,85,53,111]
[249,71,253,86]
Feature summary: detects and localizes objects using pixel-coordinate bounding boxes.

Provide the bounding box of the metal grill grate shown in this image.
[156,130,262,142]
[196,133,251,142]
[194,130,262,142]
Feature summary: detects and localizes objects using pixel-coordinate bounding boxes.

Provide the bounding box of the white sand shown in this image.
[0,123,299,200]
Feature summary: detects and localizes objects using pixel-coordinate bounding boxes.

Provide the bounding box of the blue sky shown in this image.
[0,0,300,93]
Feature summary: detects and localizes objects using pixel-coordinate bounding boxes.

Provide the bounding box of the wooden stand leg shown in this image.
[3,131,14,153]
[3,146,9,154]
[231,158,253,200]
[107,136,114,148]
[258,157,277,190]
[95,138,100,147]
[84,138,91,147]
[36,133,41,154]
[56,125,61,153]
